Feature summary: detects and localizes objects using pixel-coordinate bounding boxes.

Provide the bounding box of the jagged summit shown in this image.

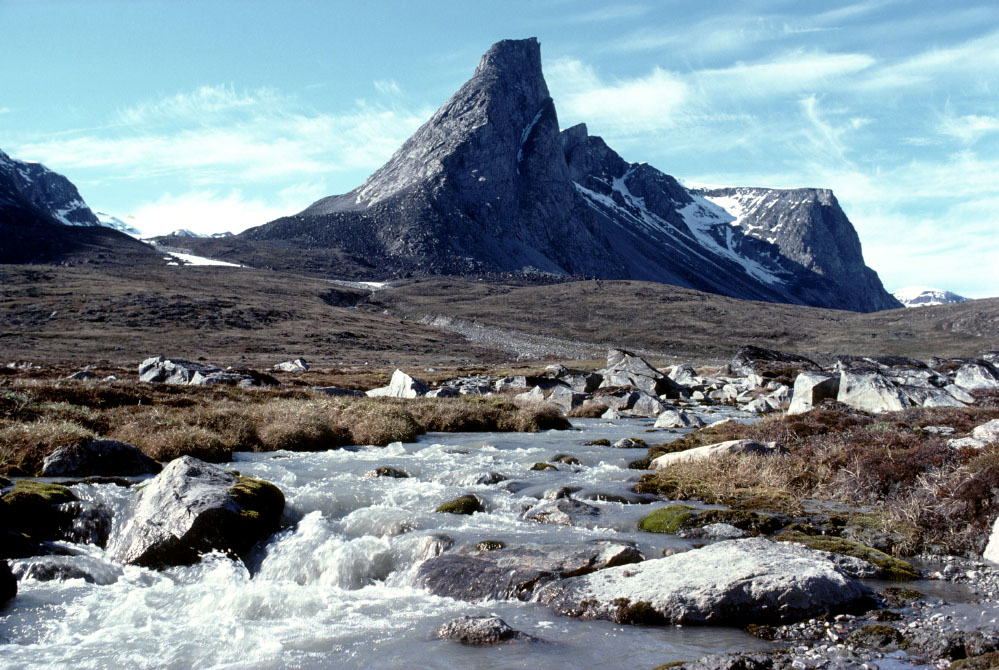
[239,38,900,312]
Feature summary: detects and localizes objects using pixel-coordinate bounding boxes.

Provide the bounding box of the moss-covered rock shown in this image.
[847,624,908,651]
[881,586,924,608]
[530,462,557,471]
[1,480,79,553]
[552,454,581,465]
[775,531,919,581]
[952,652,999,669]
[638,505,785,535]
[436,494,483,515]
[583,439,610,447]
[229,476,285,530]
[638,505,697,533]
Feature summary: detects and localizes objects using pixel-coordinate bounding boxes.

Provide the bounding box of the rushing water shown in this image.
[4,412,782,669]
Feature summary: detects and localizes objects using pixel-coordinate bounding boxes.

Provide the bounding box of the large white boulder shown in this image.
[654,408,705,429]
[366,369,430,398]
[534,537,870,625]
[836,370,909,413]
[651,439,784,469]
[955,362,999,391]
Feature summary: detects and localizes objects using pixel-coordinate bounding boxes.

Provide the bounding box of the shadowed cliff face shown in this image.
[240,38,901,312]
[0,148,100,228]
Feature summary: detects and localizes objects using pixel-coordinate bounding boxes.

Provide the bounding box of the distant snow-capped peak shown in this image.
[94,211,143,237]
[166,229,233,239]
[892,286,969,308]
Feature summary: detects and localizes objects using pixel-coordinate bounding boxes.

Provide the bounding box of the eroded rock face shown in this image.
[41,439,161,477]
[534,538,871,625]
[600,349,683,398]
[107,456,284,568]
[788,372,841,415]
[138,357,276,388]
[416,540,643,602]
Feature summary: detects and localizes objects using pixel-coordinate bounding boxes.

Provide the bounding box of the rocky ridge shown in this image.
[239,38,899,313]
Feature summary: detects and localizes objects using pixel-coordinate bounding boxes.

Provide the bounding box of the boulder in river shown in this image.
[534,537,872,625]
[11,554,123,585]
[107,456,285,568]
[437,615,536,645]
[41,439,162,477]
[523,497,600,526]
[651,440,785,468]
[654,408,705,429]
[0,480,109,557]
[366,369,430,398]
[416,540,643,602]
[1,560,15,606]
[787,371,841,415]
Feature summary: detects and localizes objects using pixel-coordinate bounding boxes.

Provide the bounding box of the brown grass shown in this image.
[0,377,572,474]
[636,402,999,555]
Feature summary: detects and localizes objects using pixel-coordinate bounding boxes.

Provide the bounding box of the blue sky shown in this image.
[2,0,997,298]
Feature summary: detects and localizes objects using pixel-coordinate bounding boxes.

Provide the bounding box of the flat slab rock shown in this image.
[534,537,871,626]
[652,440,784,468]
[416,540,643,602]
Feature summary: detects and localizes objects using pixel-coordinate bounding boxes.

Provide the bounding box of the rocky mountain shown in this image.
[166,229,233,239]
[0,148,157,264]
[893,286,970,308]
[95,211,143,237]
[226,39,899,311]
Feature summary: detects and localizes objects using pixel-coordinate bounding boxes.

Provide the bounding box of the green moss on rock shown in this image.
[475,540,505,551]
[638,505,697,533]
[229,476,285,531]
[436,494,483,515]
[952,652,999,669]
[776,530,919,581]
[584,439,610,446]
[530,462,557,471]
[846,624,908,651]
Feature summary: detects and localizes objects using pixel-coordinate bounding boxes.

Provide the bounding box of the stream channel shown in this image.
[0,411,968,669]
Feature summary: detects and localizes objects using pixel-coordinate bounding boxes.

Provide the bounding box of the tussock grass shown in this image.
[0,378,571,474]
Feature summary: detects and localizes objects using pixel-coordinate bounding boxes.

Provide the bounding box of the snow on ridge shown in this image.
[678,194,787,286]
[518,106,546,164]
[892,286,969,308]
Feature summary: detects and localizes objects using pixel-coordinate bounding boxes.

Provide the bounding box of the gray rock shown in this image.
[601,407,621,419]
[654,408,705,429]
[11,555,123,585]
[425,386,461,398]
[546,384,587,412]
[652,440,785,468]
[66,369,95,381]
[139,356,220,384]
[107,456,284,568]
[743,397,781,414]
[955,361,999,391]
[514,386,546,403]
[600,349,684,398]
[366,369,430,398]
[669,364,700,386]
[41,439,161,477]
[612,438,645,449]
[437,615,536,645]
[416,540,643,602]
[627,391,668,417]
[523,497,600,526]
[677,523,748,540]
[534,537,871,625]
[953,419,999,451]
[594,389,641,410]
[837,370,909,413]
[273,358,309,373]
[558,370,602,394]
[788,371,841,415]
[728,346,820,378]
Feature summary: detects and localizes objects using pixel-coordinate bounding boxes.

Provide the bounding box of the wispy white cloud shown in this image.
[0,107,11,114]
[939,114,999,143]
[15,86,429,183]
[373,79,402,96]
[566,4,649,23]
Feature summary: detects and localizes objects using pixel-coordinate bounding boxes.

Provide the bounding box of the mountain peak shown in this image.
[474,37,542,78]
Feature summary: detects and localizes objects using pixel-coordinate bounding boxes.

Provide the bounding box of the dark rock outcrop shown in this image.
[1,560,15,606]
[107,456,285,568]
[0,480,109,557]
[231,39,899,313]
[41,439,161,477]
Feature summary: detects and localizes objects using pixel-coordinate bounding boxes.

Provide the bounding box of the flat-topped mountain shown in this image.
[237,38,899,312]
[0,148,157,264]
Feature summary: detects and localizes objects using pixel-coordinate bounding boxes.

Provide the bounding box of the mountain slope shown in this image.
[235,38,899,312]
[0,148,158,264]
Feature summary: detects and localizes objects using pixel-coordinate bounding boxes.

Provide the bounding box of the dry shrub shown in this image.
[254,399,349,452]
[408,398,503,432]
[568,403,607,418]
[338,401,423,446]
[0,419,96,475]
[129,425,233,463]
[504,401,571,432]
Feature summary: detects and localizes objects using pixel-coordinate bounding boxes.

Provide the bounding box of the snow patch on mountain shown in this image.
[164,251,244,267]
[166,229,234,239]
[893,286,970,308]
[678,195,787,286]
[94,211,142,237]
